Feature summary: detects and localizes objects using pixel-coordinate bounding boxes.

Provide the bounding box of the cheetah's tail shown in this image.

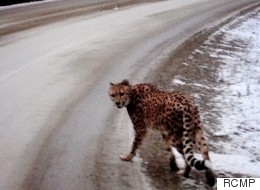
[182,130,212,171]
[182,107,216,186]
[182,107,212,171]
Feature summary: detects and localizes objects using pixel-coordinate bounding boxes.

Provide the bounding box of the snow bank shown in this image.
[173,7,260,178]
[206,8,260,177]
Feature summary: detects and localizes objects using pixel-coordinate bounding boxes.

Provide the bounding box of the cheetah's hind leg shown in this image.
[183,162,191,178]
[169,154,192,177]
[169,154,179,172]
[161,133,180,173]
[206,169,216,187]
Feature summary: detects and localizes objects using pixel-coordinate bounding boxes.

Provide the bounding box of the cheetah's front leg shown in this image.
[120,126,147,162]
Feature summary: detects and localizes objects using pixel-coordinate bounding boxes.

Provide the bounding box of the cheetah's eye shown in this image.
[119,93,124,96]
[111,94,115,97]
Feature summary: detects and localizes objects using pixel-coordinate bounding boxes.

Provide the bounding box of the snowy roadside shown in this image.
[140,4,260,190]
[171,6,260,178]
[204,7,260,177]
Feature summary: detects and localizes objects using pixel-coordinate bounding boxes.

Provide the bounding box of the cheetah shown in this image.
[108,79,216,187]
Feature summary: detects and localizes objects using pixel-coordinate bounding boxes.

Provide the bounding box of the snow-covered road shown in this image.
[0,0,258,189]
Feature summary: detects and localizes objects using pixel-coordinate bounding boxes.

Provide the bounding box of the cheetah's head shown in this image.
[109,79,131,108]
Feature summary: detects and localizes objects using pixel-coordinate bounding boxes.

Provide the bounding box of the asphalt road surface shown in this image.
[0,0,258,190]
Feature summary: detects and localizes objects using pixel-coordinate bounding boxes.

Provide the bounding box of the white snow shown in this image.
[172,78,186,85]
[211,153,260,177]
[164,4,260,180]
[175,7,260,178]
[206,8,260,176]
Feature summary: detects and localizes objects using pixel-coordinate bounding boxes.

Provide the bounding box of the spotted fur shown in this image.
[109,79,216,186]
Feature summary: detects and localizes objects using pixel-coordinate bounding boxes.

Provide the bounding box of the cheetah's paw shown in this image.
[177,169,185,175]
[120,154,133,162]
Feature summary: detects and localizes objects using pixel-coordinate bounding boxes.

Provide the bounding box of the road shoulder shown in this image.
[140,3,260,190]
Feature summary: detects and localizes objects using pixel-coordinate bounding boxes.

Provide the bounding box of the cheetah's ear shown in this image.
[121,79,130,86]
[110,82,114,86]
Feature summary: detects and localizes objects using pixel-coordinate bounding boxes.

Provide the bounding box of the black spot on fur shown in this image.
[187,155,193,161]
[184,133,189,137]
[190,158,196,166]
[185,148,191,154]
[195,160,206,170]
[184,139,190,145]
